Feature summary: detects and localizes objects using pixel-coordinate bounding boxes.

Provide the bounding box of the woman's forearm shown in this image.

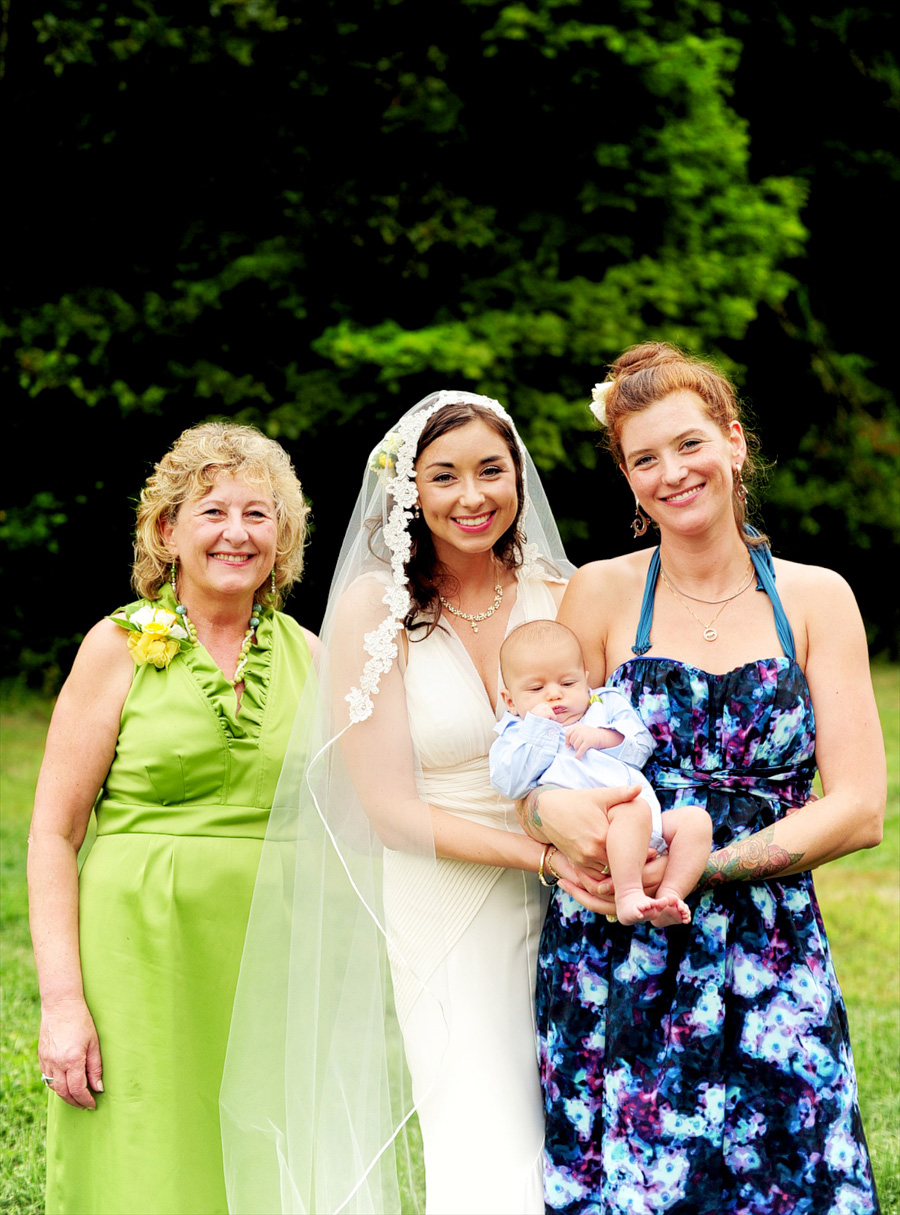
[429,802,546,871]
[27,833,87,1007]
[516,783,641,874]
[29,831,105,1109]
[515,786,555,844]
[695,787,883,893]
[694,823,803,893]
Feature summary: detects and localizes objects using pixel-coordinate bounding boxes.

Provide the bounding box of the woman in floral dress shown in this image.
[528,343,884,1214]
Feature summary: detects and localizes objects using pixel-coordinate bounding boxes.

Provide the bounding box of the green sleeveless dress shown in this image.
[46,585,313,1215]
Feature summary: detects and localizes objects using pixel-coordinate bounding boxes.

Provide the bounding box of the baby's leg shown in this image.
[649,805,713,928]
[607,798,670,925]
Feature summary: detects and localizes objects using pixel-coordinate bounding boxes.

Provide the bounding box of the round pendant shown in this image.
[471,624,479,634]
[703,626,718,641]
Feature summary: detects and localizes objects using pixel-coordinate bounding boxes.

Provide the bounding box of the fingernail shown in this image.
[597,880,613,895]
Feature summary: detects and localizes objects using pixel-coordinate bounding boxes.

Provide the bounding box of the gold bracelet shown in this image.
[538,844,559,887]
[545,848,562,882]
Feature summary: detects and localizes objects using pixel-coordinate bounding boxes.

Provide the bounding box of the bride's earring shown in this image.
[412,503,421,520]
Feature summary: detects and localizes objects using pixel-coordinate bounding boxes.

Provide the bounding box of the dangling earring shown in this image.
[412,503,421,520]
[170,561,178,592]
[631,500,649,538]
[733,465,747,503]
[270,569,277,598]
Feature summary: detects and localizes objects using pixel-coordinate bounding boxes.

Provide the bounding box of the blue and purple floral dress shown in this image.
[536,548,879,1214]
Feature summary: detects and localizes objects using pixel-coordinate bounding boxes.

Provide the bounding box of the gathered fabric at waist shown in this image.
[417,756,519,831]
[95,799,270,839]
[647,758,816,804]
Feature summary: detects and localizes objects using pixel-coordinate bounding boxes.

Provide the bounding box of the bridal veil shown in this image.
[220,390,572,1213]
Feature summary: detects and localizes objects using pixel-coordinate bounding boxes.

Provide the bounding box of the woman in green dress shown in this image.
[28,422,318,1215]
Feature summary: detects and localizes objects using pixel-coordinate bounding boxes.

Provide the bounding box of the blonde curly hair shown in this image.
[133,422,310,607]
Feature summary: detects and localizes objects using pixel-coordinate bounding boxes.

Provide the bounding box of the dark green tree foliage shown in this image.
[2,0,897,685]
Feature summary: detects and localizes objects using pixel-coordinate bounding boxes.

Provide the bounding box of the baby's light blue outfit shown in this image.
[490,688,665,852]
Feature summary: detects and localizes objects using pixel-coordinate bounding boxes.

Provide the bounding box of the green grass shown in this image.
[1,692,52,1215]
[814,664,900,1211]
[2,670,898,1213]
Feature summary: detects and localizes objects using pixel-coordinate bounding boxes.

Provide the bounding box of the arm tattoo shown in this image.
[694,824,805,893]
[517,788,542,832]
[516,785,564,835]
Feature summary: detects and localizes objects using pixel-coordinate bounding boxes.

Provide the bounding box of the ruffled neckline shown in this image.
[143,583,274,739]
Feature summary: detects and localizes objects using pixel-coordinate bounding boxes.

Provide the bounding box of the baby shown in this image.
[491,620,712,927]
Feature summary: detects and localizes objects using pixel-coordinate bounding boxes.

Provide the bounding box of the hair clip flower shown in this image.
[589,381,614,426]
[111,604,192,669]
[369,432,403,481]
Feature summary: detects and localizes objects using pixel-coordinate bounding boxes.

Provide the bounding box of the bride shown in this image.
[221,391,637,1214]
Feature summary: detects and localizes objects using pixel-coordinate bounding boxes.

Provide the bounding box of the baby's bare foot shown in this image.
[615,891,664,926]
[649,895,691,928]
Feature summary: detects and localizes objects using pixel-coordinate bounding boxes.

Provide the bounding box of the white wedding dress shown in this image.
[383,576,558,1215]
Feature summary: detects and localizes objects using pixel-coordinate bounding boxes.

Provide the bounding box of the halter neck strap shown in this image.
[632,536,796,661]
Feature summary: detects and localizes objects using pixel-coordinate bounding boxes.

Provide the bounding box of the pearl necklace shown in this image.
[171,568,260,687]
[439,583,504,633]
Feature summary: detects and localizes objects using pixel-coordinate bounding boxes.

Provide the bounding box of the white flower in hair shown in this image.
[368,432,402,482]
[589,381,614,426]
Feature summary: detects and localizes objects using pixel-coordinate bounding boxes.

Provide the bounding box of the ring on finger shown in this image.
[601,864,610,876]
[41,1073,54,1087]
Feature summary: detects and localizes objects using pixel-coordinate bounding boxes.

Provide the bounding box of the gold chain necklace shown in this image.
[660,559,754,604]
[439,583,503,633]
[660,563,754,642]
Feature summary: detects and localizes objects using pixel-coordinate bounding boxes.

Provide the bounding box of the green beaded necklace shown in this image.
[170,564,263,688]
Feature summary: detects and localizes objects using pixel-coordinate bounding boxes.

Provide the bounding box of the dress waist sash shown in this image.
[646,758,816,804]
[417,757,518,831]
[95,800,270,838]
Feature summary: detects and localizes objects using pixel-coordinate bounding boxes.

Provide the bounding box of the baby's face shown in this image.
[501,637,591,725]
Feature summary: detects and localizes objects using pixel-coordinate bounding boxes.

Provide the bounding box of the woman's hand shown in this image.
[551,849,669,916]
[548,849,616,917]
[39,998,103,1109]
[523,784,642,882]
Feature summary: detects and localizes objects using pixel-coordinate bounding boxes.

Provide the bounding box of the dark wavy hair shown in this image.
[404,401,527,636]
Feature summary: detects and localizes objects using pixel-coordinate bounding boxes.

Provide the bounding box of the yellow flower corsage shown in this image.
[111,605,192,670]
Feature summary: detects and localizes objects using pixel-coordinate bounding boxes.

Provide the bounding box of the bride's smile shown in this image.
[415,418,519,561]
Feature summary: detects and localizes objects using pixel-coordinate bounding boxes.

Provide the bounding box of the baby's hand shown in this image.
[564,724,610,759]
[529,703,557,721]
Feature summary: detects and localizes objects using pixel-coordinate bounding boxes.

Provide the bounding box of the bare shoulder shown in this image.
[772,556,853,593]
[773,558,867,670]
[559,552,654,684]
[50,619,133,738]
[772,558,862,622]
[561,551,652,611]
[335,570,393,622]
[301,626,321,662]
[73,617,134,677]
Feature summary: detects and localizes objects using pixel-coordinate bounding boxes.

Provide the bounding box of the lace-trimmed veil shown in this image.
[220,390,572,1213]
